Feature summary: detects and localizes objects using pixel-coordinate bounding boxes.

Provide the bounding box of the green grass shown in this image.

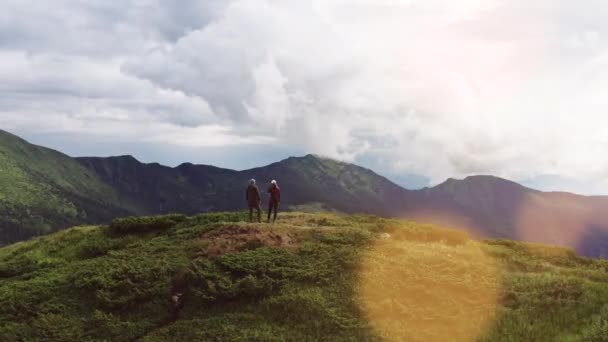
[0,130,135,244]
[1,212,608,341]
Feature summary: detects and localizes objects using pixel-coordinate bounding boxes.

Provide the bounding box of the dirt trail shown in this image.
[200,225,297,257]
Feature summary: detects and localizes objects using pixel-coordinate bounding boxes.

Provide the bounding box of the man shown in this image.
[267,179,281,223]
[246,179,262,223]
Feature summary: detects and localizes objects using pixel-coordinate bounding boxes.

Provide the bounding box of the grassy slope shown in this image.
[1,212,608,341]
[0,131,136,243]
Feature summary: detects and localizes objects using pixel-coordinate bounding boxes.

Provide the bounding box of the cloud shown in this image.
[2,0,608,193]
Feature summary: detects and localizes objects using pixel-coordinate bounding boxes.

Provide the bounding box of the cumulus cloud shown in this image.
[2,0,608,193]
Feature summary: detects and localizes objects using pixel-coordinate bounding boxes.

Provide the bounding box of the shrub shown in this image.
[578,307,608,342]
[70,256,172,310]
[187,248,299,303]
[181,212,248,227]
[108,214,187,235]
[78,239,118,258]
[311,228,371,246]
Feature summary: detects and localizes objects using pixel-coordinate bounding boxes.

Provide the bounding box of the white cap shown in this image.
[271,179,277,185]
[250,179,256,185]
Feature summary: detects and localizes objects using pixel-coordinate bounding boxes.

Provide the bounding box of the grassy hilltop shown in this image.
[2,212,608,341]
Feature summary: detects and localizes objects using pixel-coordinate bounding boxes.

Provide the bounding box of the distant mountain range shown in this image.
[2,129,608,257]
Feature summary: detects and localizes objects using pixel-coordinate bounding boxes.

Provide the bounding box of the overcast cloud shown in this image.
[2,0,608,193]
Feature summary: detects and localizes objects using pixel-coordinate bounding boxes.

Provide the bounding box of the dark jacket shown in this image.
[268,184,281,203]
[246,184,261,205]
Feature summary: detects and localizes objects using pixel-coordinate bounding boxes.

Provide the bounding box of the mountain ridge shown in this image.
[3,129,608,257]
[71,150,586,198]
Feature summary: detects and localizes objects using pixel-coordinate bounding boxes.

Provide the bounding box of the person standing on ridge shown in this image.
[246,179,262,223]
[267,179,281,223]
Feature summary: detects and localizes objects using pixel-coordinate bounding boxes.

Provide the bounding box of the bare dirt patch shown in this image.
[199,225,298,257]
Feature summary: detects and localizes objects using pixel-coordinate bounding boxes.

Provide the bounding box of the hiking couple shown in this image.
[246,179,281,223]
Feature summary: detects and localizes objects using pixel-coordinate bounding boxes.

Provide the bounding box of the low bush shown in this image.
[181,212,248,227]
[108,214,187,235]
[577,307,608,342]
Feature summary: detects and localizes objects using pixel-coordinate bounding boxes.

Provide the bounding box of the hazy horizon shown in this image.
[4,127,601,196]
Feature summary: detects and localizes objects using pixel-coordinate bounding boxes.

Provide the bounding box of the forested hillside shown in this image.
[0,131,135,243]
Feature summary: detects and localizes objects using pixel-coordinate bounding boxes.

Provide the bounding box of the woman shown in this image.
[267,179,281,223]
[246,179,262,223]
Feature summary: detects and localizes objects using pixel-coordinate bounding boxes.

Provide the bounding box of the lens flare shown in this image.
[357,231,500,341]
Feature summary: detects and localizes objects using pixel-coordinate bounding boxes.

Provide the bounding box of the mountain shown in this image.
[76,155,241,214]
[75,154,412,216]
[0,130,136,243]
[2,212,607,341]
[406,176,608,257]
[407,175,540,238]
[3,129,608,257]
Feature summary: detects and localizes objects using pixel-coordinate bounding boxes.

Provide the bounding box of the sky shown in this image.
[1,0,608,194]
